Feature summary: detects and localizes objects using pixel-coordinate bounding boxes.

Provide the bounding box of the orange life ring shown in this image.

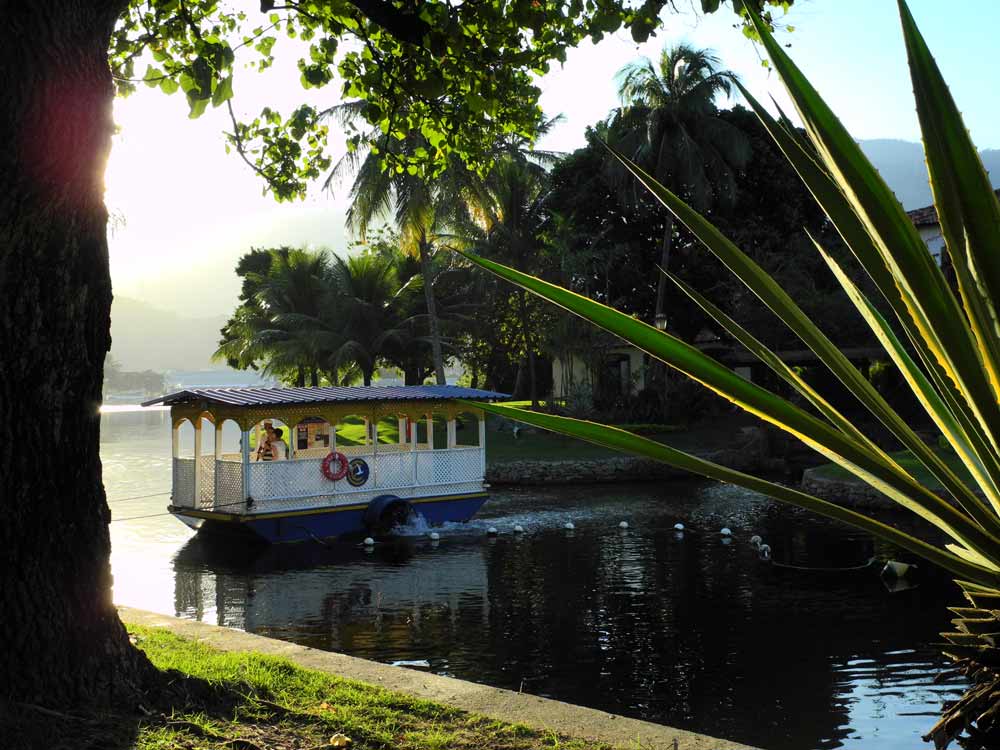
[321,451,349,481]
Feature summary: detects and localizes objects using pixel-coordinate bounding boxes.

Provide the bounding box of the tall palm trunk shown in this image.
[516,289,539,408]
[0,0,153,707]
[653,215,674,330]
[418,240,447,385]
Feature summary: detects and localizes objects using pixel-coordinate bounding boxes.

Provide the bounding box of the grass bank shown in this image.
[809,445,974,490]
[9,624,610,750]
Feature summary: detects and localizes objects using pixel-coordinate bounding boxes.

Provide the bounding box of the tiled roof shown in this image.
[142,384,509,408]
[907,189,1000,227]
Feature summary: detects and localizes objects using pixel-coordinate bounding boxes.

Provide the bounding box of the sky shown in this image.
[104,0,1000,318]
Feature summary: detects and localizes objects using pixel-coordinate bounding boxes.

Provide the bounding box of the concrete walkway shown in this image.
[120,607,760,750]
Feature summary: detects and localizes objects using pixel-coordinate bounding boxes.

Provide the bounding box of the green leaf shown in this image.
[463,401,1000,589]
[456,247,1000,557]
[745,4,1000,462]
[898,0,1000,409]
[812,238,1000,528]
[159,76,179,95]
[187,95,209,119]
[600,143,1000,552]
[738,82,1000,512]
[212,76,234,108]
[666,271,888,456]
[142,64,164,88]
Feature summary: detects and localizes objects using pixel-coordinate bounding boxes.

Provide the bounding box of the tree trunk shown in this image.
[516,289,539,408]
[653,216,674,330]
[0,1,152,708]
[363,368,373,386]
[418,241,447,385]
[296,365,305,387]
[310,367,318,387]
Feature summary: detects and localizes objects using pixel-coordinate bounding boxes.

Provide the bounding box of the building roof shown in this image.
[142,384,509,408]
[907,189,1000,227]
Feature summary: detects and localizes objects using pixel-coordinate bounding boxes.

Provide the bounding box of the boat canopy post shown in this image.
[410,417,418,484]
[426,414,434,449]
[447,417,457,449]
[398,417,408,445]
[240,428,250,501]
[478,413,486,475]
[371,416,378,486]
[171,419,180,459]
[214,419,223,460]
[193,417,203,503]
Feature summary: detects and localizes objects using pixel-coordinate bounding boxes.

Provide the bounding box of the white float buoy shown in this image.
[429,532,440,541]
[564,521,575,530]
[619,521,629,530]
[363,537,375,546]
[720,527,732,537]
[882,560,916,578]
[749,535,763,548]
[513,525,525,533]
[487,526,499,536]
[673,522,685,531]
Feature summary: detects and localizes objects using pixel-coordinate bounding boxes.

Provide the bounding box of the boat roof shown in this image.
[142,384,509,408]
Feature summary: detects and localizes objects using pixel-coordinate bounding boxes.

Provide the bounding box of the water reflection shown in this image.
[105,407,965,750]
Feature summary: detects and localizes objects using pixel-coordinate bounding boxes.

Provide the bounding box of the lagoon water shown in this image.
[105,406,964,750]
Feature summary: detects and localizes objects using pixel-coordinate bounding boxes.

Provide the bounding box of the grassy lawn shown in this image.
[318,413,691,464]
[11,624,609,750]
[810,445,975,490]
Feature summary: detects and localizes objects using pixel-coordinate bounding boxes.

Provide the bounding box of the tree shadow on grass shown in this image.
[2,668,327,750]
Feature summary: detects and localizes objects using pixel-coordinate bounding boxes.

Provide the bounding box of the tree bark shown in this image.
[653,215,674,330]
[0,1,152,708]
[418,240,447,385]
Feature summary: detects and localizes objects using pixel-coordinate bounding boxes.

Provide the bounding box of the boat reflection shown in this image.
[173,535,490,651]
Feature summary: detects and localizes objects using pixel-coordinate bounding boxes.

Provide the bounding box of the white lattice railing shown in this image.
[243,446,484,514]
[172,447,484,515]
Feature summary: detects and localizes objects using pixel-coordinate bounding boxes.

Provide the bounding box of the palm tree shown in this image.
[610,43,751,330]
[469,157,551,406]
[215,247,329,386]
[323,253,401,386]
[326,119,472,386]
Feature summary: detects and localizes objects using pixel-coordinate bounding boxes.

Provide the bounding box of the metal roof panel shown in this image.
[141,384,510,408]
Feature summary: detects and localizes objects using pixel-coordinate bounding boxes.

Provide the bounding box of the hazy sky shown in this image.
[105,0,1000,317]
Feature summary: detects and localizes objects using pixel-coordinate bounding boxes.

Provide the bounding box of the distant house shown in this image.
[551,328,722,400]
[906,188,1000,264]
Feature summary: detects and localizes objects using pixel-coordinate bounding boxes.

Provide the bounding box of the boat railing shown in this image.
[171,445,484,513]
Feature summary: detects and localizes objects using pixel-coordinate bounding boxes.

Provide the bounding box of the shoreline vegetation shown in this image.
[10,624,612,750]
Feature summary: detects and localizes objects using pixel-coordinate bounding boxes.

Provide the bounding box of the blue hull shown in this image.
[171,492,488,544]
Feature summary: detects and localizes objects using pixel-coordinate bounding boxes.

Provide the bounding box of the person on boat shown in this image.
[270,427,288,460]
[256,422,276,461]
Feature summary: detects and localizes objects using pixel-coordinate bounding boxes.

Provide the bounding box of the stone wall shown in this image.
[799,468,896,509]
[485,446,759,485]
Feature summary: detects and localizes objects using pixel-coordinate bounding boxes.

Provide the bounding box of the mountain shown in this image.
[859,139,1000,210]
[110,296,227,372]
